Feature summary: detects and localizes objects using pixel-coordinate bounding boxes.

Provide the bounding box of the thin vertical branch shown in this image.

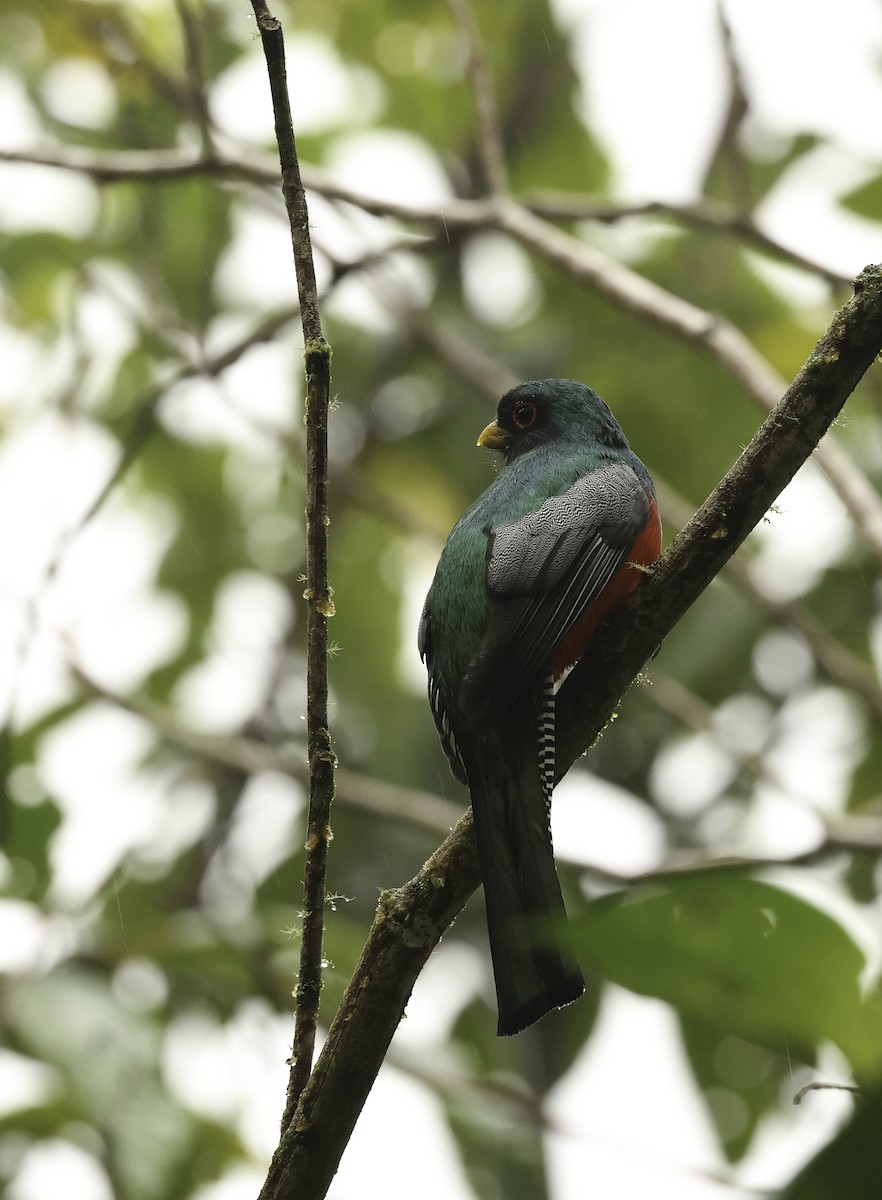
[250,0,335,1122]
[447,0,508,195]
[703,0,753,208]
[173,0,214,156]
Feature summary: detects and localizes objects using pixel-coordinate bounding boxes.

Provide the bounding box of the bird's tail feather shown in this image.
[470,754,585,1036]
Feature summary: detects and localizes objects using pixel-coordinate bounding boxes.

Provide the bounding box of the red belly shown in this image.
[552,494,662,679]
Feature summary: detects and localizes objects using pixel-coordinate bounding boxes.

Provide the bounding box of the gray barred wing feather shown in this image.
[462,463,649,717]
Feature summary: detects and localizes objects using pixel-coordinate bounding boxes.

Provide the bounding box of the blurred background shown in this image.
[2,0,882,1197]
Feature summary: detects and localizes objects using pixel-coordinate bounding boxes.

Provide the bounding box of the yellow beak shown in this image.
[477,420,510,450]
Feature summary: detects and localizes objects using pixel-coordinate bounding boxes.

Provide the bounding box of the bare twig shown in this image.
[524,192,850,289]
[1,140,848,289]
[447,0,508,195]
[703,0,752,209]
[251,0,335,1120]
[10,145,882,561]
[793,1081,861,1106]
[173,0,215,154]
[0,144,281,184]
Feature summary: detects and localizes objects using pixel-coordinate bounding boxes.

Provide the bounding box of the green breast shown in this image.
[430,520,491,716]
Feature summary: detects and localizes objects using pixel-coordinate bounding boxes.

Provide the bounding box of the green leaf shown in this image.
[3,799,61,900]
[841,174,882,221]
[573,874,882,1073]
[704,131,819,207]
[7,970,204,1200]
[445,1095,548,1200]
[679,1014,799,1163]
[0,232,89,325]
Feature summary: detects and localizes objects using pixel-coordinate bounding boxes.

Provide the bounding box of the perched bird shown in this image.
[419,379,661,1035]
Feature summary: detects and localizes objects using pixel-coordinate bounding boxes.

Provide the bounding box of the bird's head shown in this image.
[477,379,629,464]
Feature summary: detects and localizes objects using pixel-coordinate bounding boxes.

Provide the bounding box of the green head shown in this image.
[477,378,629,465]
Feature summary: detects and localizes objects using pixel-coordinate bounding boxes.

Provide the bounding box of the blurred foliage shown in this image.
[577,876,882,1072]
[1,1,882,1198]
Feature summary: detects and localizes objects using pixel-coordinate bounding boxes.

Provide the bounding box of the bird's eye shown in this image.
[512,401,537,430]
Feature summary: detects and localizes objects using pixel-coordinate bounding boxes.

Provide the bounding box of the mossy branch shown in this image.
[251,0,335,1125]
[556,263,882,772]
[258,269,882,1199]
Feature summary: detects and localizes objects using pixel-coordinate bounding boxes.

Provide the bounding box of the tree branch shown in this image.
[447,0,508,195]
[375,284,882,725]
[251,0,334,1121]
[8,146,882,563]
[524,192,850,289]
[257,267,882,1200]
[72,662,882,891]
[555,264,882,773]
[0,141,849,288]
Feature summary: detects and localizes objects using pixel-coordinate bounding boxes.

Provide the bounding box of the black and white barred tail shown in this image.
[537,672,556,820]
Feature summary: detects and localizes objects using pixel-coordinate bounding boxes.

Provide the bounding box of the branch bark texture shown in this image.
[556,264,882,771]
[259,267,882,1199]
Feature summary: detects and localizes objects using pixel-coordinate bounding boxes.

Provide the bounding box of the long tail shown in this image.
[468,708,584,1036]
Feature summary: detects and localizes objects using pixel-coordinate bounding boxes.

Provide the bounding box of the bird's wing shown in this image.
[463,462,650,715]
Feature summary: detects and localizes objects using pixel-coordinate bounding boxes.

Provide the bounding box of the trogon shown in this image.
[419,378,661,1036]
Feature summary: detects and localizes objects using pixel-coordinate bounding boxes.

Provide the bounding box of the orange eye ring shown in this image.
[512,401,537,430]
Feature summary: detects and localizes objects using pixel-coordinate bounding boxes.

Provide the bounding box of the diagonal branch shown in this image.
[556,263,882,773]
[257,269,882,1200]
